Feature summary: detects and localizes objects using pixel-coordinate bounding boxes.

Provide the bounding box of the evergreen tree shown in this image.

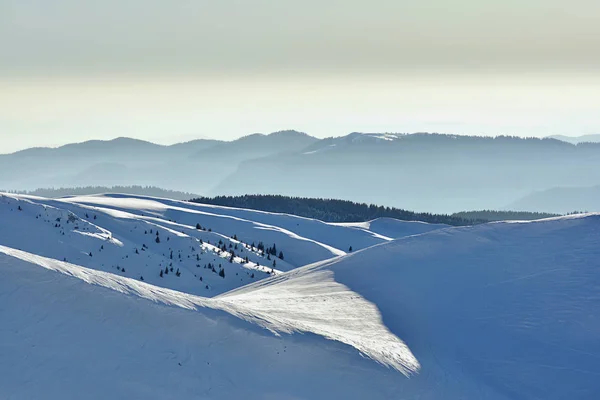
[219,268,225,278]
[278,251,284,260]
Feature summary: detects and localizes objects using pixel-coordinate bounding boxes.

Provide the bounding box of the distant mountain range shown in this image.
[506,185,600,214]
[546,134,600,144]
[3,131,600,213]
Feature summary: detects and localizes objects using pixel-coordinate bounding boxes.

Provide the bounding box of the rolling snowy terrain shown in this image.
[1,193,599,399]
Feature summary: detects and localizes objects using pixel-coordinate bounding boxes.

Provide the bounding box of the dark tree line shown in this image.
[451,210,559,222]
[189,194,484,226]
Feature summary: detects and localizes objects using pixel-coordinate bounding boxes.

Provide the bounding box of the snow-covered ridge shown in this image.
[2,192,598,398]
[0,192,448,297]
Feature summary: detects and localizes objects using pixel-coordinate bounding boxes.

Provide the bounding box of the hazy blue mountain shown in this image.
[4,132,600,213]
[547,134,600,144]
[506,185,600,213]
[208,133,600,213]
[0,137,220,191]
[0,131,316,194]
[193,130,317,159]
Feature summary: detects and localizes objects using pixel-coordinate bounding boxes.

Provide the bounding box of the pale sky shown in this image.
[1,0,599,153]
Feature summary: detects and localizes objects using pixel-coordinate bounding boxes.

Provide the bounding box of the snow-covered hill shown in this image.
[221,213,600,399]
[0,193,438,296]
[1,193,598,399]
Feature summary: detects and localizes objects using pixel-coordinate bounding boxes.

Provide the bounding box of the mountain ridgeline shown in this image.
[3,131,600,214]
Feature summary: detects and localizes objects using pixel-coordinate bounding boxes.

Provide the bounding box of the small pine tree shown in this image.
[155,236,160,244]
[219,268,225,278]
[196,223,201,229]
[348,246,353,252]
[160,270,163,277]
[140,276,144,281]
[278,251,284,260]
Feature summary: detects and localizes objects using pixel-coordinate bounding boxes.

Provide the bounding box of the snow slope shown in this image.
[1,192,598,399]
[331,217,447,240]
[0,252,409,400]
[58,194,436,258]
[0,193,446,298]
[224,214,600,399]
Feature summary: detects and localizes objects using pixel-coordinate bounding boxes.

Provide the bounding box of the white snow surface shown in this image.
[1,193,599,399]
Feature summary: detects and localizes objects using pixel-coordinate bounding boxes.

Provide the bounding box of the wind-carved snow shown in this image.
[218,265,420,375]
[0,244,419,376]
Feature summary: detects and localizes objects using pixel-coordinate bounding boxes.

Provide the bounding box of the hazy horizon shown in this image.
[1,125,599,155]
[2,0,599,153]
